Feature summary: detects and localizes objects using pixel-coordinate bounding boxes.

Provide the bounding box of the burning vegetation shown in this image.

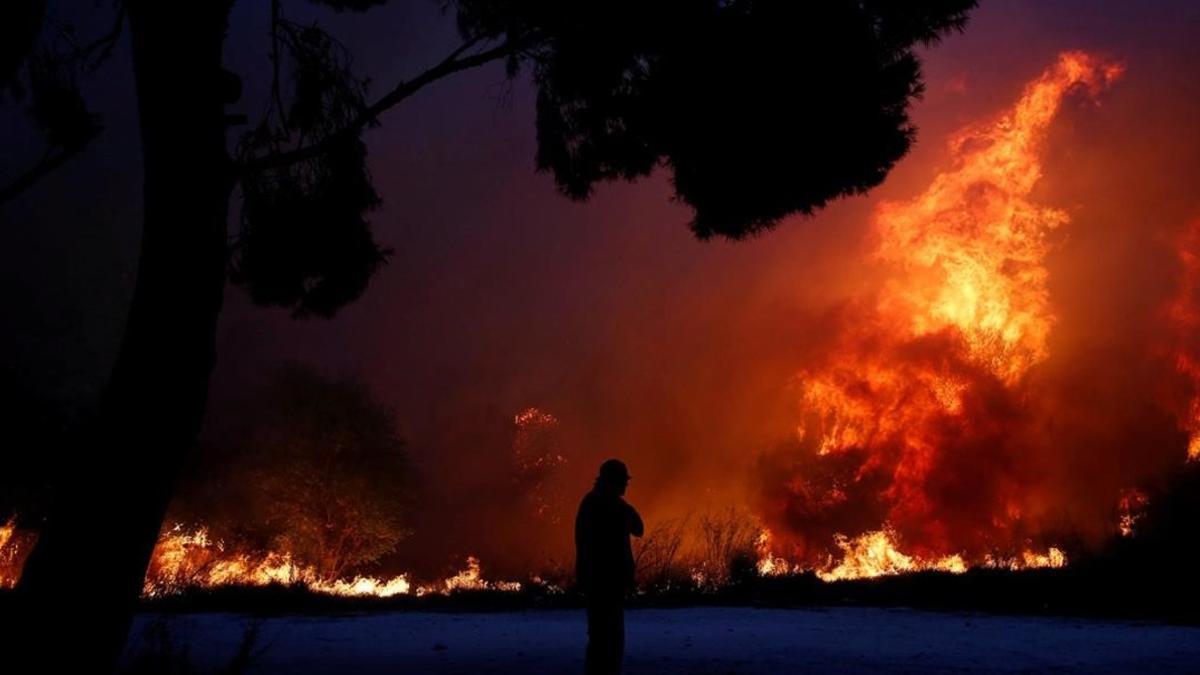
[143,523,519,599]
[757,50,1197,576]
[0,519,34,590]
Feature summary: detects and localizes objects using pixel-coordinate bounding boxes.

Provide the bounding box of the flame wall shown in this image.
[758,53,1132,565]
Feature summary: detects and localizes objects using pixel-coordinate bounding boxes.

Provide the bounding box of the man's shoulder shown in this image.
[578,490,600,512]
[579,490,620,512]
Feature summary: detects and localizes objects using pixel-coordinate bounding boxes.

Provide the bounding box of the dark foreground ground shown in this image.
[121,607,1200,674]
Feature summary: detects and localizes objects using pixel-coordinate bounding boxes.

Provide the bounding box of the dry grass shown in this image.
[632,508,761,592]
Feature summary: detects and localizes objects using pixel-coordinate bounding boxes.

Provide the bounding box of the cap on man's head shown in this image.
[598,459,631,482]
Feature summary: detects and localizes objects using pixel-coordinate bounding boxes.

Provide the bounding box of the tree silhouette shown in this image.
[0,0,110,204]
[457,1,975,238]
[215,364,411,581]
[0,0,976,669]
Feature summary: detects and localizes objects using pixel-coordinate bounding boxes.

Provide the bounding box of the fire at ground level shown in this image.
[119,607,1200,674]
[0,519,1069,599]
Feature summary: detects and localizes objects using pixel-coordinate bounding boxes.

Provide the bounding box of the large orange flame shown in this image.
[871,53,1121,384]
[776,52,1123,569]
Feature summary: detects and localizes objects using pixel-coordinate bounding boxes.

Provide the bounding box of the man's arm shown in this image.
[626,501,644,537]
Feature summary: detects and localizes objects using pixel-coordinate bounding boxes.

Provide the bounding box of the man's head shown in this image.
[596,459,631,496]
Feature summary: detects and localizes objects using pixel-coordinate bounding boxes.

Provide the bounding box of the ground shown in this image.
[123,607,1200,674]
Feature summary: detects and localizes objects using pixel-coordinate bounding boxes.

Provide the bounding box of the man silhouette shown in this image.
[575,459,643,675]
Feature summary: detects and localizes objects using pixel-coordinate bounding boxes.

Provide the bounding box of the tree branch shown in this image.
[0,145,85,206]
[76,4,127,73]
[268,0,287,125]
[49,3,127,73]
[239,35,529,174]
[0,5,126,206]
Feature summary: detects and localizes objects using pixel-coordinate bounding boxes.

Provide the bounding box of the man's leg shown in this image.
[585,600,601,674]
[613,601,625,670]
[585,597,624,674]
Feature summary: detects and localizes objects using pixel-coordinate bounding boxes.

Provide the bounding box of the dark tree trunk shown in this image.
[4,2,234,671]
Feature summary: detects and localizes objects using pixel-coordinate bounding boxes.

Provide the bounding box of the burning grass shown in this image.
[143,523,526,599]
[1,490,1197,623]
[0,510,1069,604]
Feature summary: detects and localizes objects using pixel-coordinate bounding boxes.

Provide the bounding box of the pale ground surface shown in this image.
[123,607,1200,674]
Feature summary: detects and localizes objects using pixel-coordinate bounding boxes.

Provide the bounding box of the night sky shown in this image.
[4,1,1200,573]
